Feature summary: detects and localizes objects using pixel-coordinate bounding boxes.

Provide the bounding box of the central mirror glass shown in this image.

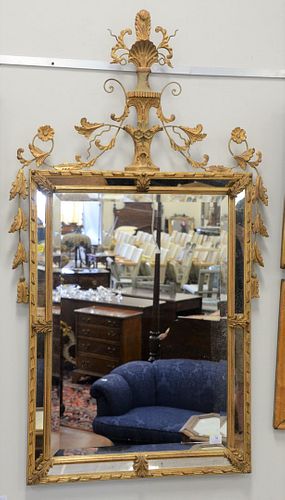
[38,191,228,457]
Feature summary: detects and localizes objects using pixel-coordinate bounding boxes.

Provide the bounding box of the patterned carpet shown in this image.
[52,377,97,432]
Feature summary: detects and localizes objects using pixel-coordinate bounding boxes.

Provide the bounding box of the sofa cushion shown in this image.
[93,406,201,444]
[153,359,225,413]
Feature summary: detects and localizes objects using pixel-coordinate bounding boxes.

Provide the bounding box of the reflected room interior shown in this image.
[36,190,229,457]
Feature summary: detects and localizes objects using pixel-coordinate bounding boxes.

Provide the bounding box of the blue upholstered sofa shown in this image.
[90,359,227,444]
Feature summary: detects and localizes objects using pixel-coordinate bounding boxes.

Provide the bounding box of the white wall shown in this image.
[0,0,285,499]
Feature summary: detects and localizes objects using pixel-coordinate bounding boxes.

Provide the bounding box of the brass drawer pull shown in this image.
[82,328,91,335]
[80,342,91,351]
[107,346,116,352]
[107,331,117,337]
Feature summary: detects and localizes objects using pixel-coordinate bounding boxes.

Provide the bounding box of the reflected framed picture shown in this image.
[281,201,285,269]
[274,280,285,428]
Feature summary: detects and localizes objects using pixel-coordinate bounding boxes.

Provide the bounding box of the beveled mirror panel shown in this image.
[25,170,255,483]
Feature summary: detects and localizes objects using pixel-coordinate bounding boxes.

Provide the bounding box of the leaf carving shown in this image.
[9,169,28,200]
[155,26,175,68]
[12,241,28,269]
[252,241,264,267]
[110,28,132,65]
[136,173,151,192]
[32,319,52,336]
[234,148,255,170]
[253,175,268,206]
[251,274,260,299]
[17,277,29,303]
[28,144,50,166]
[179,124,207,145]
[169,137,186,152]
[94,137,116,152]
[75,118,105,139]
[186,154,209,169]
[252,212,269,237]
[135,10,151,40]
[9,208,28,233]
[234,148,262,171]
[133,456,149,478]
[17,148,30,166]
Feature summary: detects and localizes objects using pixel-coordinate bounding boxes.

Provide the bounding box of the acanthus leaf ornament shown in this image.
[9,168,28,200]
[133,455,149,478]
[253,175,268,206]
[251,274,260,299]
[17,276,29,304]
[9,207,28,233]
[228,175,251,197]
[28,143,52,167]
[12,241,28,269]
[135,9,151,41]
[233,148,262,171]
[136,173,152,192]
[252,241,264,267]
[252,212,269,237]
[75,118,105,139]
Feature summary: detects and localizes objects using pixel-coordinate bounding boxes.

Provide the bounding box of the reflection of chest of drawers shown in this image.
[73,306,142,379]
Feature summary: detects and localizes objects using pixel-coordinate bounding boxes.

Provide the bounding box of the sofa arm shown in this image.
[90,373,133,417]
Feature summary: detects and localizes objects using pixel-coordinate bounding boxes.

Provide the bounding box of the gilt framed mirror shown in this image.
[8,10,268,484]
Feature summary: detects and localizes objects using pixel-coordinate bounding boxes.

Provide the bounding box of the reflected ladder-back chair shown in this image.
[167,251,193,290]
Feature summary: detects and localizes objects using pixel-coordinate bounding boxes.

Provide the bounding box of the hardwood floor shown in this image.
[51,427,113,454]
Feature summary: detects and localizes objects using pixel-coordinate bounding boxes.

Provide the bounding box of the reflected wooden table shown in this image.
[121,287,202,319]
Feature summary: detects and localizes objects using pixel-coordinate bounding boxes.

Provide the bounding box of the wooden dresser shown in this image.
[60,296,167,361]
[73,306,142,380]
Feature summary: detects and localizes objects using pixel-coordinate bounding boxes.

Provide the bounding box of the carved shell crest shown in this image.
[129,40,158,68]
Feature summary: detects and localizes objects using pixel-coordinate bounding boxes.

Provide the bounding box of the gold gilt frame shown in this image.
[8,10,268,484]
